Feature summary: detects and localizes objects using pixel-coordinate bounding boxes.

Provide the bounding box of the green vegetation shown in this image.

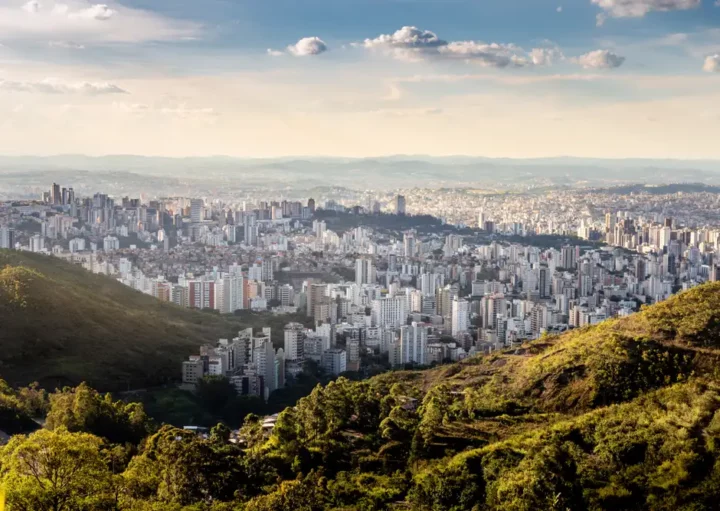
[0,250,308,391]
[7,279,720,508]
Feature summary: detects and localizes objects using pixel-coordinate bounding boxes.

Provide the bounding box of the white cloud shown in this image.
[0,77,127,94]
[361,26,561,68]
[363,26,446,50]
[439,41,533,67]
[0,0,199,43]
[70,4,115,20]
[22,0,40,13]
[530,47,565,66]
[704,54,720,72]
[266,49,284,57]
[48,40,85,49]
[592,0,700,20]
[557,5,564,12]
[575,49,626,69]
[287,37,328,56]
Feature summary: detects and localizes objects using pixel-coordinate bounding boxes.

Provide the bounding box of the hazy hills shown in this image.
[1,155,720,191]
[0,250,246,391]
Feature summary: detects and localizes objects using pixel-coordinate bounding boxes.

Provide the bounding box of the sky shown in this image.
[0,0,719,159]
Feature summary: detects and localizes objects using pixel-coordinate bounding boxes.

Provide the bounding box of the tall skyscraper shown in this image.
[451,297,470,337]
[284,323,306,361]
[306,283,328,318]
[190,199,203,223]
[244,214,258,246]
[51,183,61,205]
[355,257,376,287]
[395,195,406,215]
[560,245,577,270]
[403,231,416,258]
[400,322,428,365]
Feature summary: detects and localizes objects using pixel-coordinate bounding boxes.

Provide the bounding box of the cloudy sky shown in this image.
[0,0,719,158]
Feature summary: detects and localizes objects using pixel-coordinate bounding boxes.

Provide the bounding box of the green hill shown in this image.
[6,258,720,509]
[250,282,720,510]
[0,250,249,391]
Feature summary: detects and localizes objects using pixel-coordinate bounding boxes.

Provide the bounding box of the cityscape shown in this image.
[3,0,720,508]
[1,179,718,402]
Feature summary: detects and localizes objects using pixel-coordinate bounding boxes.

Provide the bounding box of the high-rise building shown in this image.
[355,257,376,287]
[481,293,506,330]
[403,231,416,258]
[372,296,408,328]
[538,266,550,298]
[420,273,439,296]
[306,283,328,318]
[182,357,205,385]
[190,199,203,223]
[322,349,347,375]
[51,183,61,205]
[284,322,306,361]
[29,234,45,253]
[103,236,120,252]
[451,297,470,337]
[560,245,577,270]
[244,214,258,246]
[278,284,295,306]
[215,273,245,314]
[395,195,406,215]
[0,227,15,249]
[400,322,428,365]
[313,220,326,240]
[253,338,279,396]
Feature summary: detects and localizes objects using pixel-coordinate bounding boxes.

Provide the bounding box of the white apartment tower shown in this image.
[400,322,428,365]
[355,257,376,287]
[372,296,408,328]
[284,322,306,361]
[451,297,470,337]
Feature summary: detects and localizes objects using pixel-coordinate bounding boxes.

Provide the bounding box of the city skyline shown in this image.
[1,0,720,158]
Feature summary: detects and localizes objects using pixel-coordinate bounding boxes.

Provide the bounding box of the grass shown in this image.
[0,250,308,391]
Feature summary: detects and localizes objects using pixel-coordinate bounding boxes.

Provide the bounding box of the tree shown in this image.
[46,383,154,445]
[16,382,49,418]
[0,393,37,436]
[0,428,115,511]
[243,472,329,511]
[196,377,237,416]
[123,425,247,506]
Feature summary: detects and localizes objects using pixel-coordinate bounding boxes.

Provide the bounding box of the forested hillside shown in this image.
[0,251,310,391]
[4,282,720,510]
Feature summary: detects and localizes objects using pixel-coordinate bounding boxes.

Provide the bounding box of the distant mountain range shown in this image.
[1,155,719,190]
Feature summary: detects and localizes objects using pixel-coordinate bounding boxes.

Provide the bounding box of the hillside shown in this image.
[251,282,720,510]
[0,250,249,391]
[6,272,720,509]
